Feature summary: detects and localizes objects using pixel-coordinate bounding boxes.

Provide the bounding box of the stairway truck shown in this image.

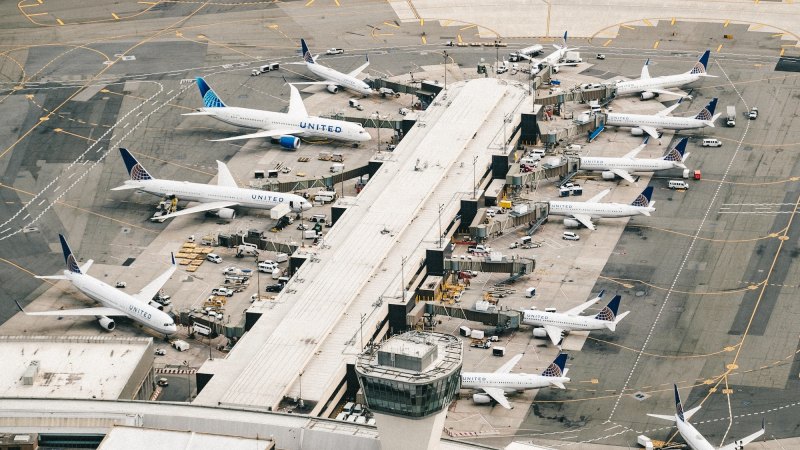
[726,105,736,127]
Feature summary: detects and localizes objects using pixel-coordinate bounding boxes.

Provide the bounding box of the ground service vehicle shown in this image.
[726,105,736,127]
[326,48,344,55]
[669,180,689,190]
[251,63,279,76]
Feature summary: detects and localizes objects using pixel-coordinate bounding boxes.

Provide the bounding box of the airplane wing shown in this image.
[639,126,661,140]
[287,84,308,117]
[570,214,595,230]
[347,59,370,78]
[586,188,610,203]
[494,354,523,374]
[718,419,765,450]
[543,325,564,347]
[564,297,603,316]
[216,160,238,188]
[622,138,649,159]
[656,102,683,117]
[134,257,177,304]
[479,387,512,409]
[610,169,636,183]
[209,128,301,142]
[647,87,691,98]
[155,201,240,220]
[19,306,125,317]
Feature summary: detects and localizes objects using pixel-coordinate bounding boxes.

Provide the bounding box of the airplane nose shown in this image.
[302,202,312,211]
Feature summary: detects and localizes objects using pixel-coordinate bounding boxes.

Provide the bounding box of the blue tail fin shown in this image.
[694,98,717,120]
[594,295,622,321]
[301,38,315,64]
[674,384,685,422]
[631,187,654,207]
[689,50,710,75]
[119,148,152,181]
[196,77,225,108]
[58,234,82,274]
[663,138,688,162]
[541,353,568,377]
[562,31,568,48]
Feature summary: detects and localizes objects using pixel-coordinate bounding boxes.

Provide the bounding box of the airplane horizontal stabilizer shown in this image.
[647,413,676,422]
[182,111,216,116]
[110,184,141,191]
[35,275,67,280]
[550,381,566,390]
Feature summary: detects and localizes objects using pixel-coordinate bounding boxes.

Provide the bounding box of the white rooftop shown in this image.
[194,78,529,411]
[0,336,151,400]
[98,426,274,450]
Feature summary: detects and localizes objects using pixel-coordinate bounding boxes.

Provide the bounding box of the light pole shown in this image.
[299,370,304,409]
[472,155,479,199]
[438,203,444,248]
[495,41,499,70]
[254,252,260,301]
[340,164,345,199]
[183,360,191,400]
[360,313,366,350]
[400,256,407,301]
[375,111,381,153]
[443,51,448,90]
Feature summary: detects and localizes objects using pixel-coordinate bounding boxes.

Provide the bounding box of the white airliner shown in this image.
[518,32,579,75]
[183,77,371,146]
[580,137,689,183]
[521,291,630,347]
[16,234,177,335]
[648,384,765,450]
[112,148,311,221]
[605,97,720,141]
[616,50,714,100]
[548,186,655,230]
[296,38,373,95]
[461,353,570,409]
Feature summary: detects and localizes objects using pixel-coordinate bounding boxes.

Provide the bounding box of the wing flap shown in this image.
[571,213,595,230]
[610,169,635,183]
[209,128,300,142]
[480,387,512,409]
[639,126,661,140]
[155,201,240,220]
[543,325,564,347]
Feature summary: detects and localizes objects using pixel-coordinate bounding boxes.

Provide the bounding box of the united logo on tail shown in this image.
[662,138,688,162]
[594,295,622,322]
[688,50,710,75]
[301,39,315,64]
[59,234,82,274]
[630,187,654,208]
[120,148,153,181]
[694,98,717,121]
[541,353,568,377]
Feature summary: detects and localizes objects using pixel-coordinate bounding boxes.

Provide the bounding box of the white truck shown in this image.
[726,105,736,127]
[564,51,582,64]
[251,62,279,76]
[508,44,543,62]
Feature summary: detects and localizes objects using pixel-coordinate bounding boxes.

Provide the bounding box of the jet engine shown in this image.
[98,316,116,331]
[563,218,581,228]
[326,84,339,94]
[149,300,164,311]
[472,393,492,404]
[278,135,300,150]
[640,91,657,100]
[601,171,616,180]
[532,327,548,338]
[215,208,236,220]
[631,127,644,136]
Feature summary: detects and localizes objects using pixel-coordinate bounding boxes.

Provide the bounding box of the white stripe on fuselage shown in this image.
[547,201,652,219]
[521,310,607,331]
[580,157,678,173]
[131,179,307,211]
[616,73,700,96]
[461,373,560,392]
[605,112,707,131]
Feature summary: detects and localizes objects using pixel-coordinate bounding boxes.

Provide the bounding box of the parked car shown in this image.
[211,287,234,297]
[748,106,758,120]
[562,231,580,241]
[326,48,344,55]
[155,348,167,356]
[206,253,222,264]
[157,377,169,387]
[266,284,283,293]
[596,53,606,60]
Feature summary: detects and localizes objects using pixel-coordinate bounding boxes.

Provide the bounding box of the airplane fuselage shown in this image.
[676,417,715,450]
[616,73,700,96]
[125,179,310,213]
[605,112,710,132]
[547,200,654,219]
[579,156,680,174]
[65,272,177,335]
[461,373,568,393]
[201,106,370,143]
[521,310,608,332]
[306,62,373,96]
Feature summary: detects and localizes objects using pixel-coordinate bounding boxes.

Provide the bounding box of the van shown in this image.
[192,322,213,336]
[702,138,722,148]
[314,190,337,203]
[310,214,327,223]
[206,253,223,264]
[330,163,344,173]
[271,268,283,279]
[275,252,289,263]
[562,231,580,241]
[520,156,540,166]
[532,148,546,156]
[669,180,689,190]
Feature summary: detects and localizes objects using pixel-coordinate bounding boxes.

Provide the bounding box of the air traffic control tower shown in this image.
[355,331,462,450]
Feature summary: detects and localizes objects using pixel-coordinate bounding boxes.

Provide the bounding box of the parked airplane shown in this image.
[183,77,371,146]
[521,291,630,347]
[549,186,655,230]
[112,148,311,220]
[580,137,689,183]
[648,384,765,450]
[461,353,570,409]
[16,234,177,335]
[517,32,578,75]
[296,38,373,96]
[616,50,714,100]
[605,97,720,141]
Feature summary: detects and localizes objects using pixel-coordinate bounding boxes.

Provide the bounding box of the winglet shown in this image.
[694,97,718,120]
[58,234,82,274]
[300,38,315,64]
[14,299,25,313]
[689,50,710,75]
[674,384,685,422]
[595,295,622,322]
[196,77,226,108]
[171,252,176,266]
[119,148,153,181]
[631,186,654,207]
[541,353,568,378]
[596,289,605,299]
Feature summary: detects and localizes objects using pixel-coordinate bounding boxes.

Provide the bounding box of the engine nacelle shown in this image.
[149,300,164,311]
[472,393,492,404]
[640,91,657,100]
[552,66,560,74]
[215,208,236,220]
[563,218,581,228]
[532,327,548,338]
[601,171,616,180]
[326,84,339,94]
[98,316,116,331]
[631,127,644,136]
[279,135,300,150]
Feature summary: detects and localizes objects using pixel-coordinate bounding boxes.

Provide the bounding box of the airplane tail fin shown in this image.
[541,353,568,378]
[663,137,689,168]
[673,384,686,422]
[58,234,82,275]
[300,38,315,64]
[196,77,226,108]
[119,148,153,181]
[631,186,654,208]
[640,58,651,80]
[595,294,623,322]
[688,50,710,75]
[694,97,718,121]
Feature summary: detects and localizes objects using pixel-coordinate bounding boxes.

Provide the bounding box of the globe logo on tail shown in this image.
[695,107,713,121]
[663,148,682,162]
[631,193,649,207]
[542,361,564,378]
[689,61,706,75]
[67,253,81,273]
[131,164,152,181]
[595,305,616,322]
[203,90,224,108]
